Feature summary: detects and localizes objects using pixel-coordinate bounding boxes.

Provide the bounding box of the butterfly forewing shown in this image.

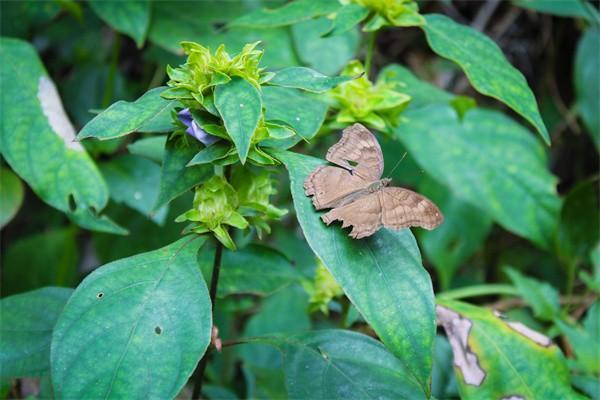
[326,123,384,181]
[304,165,370,210]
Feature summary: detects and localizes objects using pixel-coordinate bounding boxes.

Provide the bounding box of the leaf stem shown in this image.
[102,32,120,109]
[364,30,377,79]
[191,238,225,399]
[436,284,518,301]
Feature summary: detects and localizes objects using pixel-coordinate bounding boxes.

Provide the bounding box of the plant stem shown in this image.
[436,284,519,301]
[191,239,225,399]
[102,32,120,108]
[364,30,377,79]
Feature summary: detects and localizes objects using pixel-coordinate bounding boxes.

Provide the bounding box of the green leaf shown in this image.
[575,27,600,149]
[199,244,303,297]
[556,301,600,374]
[274,150,435,394]
[229,0,341,28]
[437,300,585,399]
[291,16,360,75]
[262,86,328,140]
[0,167,24,228]
[238,285,310,370]
[0,287,73,378]
[394,105,561,249]
[250,330,424,399]
[3,228,78,297]
[378,64,455,109]
[78,87,175,141]
[99,155,168,224]
[513,0,598,20]
[571,374,600,400]
[88,0,150,47]
[0,38,123,234]
[323,3,370,37]
[215,77,262,164]
[187,142,232,166]
[431,335,459,399]
[505,267,560,321]
[557,177,600,265]
[154,135,213,210]
[127,135,167,163]
[269,67,352,93]
[418,177,492,290]
[51,237,212,398]
[421,14,549,144]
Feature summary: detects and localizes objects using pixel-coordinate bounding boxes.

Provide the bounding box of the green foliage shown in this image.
[251,330,425,399]
[394,105,561,249]
[0,167,24,228]
[3,1,597,398]
[78,87,175,141]
[0,287,73,378]
[330,60,411,133]
[438,300,585,399]
[51,238,212,399]
[422,14,550,144]
[0,38,124,234]
[575,27,600,149]
[88,0,150,47]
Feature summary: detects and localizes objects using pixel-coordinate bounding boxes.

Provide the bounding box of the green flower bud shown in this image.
[347,0,425,29]
[306,260,344,315]
[330,60,411,134]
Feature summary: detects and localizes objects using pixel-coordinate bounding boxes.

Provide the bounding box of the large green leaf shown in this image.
[127,135,167,163]
[394,105,561,249]
[418,177,492,290]
[0,167,24,228]
[154,135,213,210]
[437,300,584,399]
[198,244,303,297]
[250,330,424,399]
[269,67,352,93]
[0,287,73,378]
[262,86,328,140]
[0,38,124,234]
[513,0,598,20]
[215,77,262,164]
[505,267,560,321]
[574,27,600,149]
[421,14,549,144]
[3,228,78,297]
[229,0,341,28]
[100,154,168,224]
[78,87,175,141]
[291,16,360,75]
[51,237,211,399]
[274,150,435,394]
[89,0,150,47]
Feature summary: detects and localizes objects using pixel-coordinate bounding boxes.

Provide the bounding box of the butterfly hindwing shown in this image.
[321,192,383,239]
[380,187,443,231]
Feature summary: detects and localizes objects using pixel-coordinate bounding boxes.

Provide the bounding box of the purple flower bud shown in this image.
[178,108,220,146]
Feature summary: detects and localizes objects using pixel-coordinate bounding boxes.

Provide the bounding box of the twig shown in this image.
[191,238,226,399]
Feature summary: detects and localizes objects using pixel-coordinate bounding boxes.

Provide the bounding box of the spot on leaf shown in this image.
[155,326,162,335]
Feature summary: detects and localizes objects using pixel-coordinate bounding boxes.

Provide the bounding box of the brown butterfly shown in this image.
[304,123,443,239]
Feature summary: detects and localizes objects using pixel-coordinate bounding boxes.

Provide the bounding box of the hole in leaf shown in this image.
[345,159,358,167]
[212,21,226,31]
[96,292,104,299]
[155,326,162,335]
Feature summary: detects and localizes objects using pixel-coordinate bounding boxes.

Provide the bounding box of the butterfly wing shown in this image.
[380,187,443,230]
[321,192,383,239]
[304,165,371,210]
[326,123,384,181]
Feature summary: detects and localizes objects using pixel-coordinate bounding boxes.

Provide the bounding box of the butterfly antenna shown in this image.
[386,151,407,179]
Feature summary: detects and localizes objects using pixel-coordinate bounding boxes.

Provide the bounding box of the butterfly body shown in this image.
[304,123,443,239]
